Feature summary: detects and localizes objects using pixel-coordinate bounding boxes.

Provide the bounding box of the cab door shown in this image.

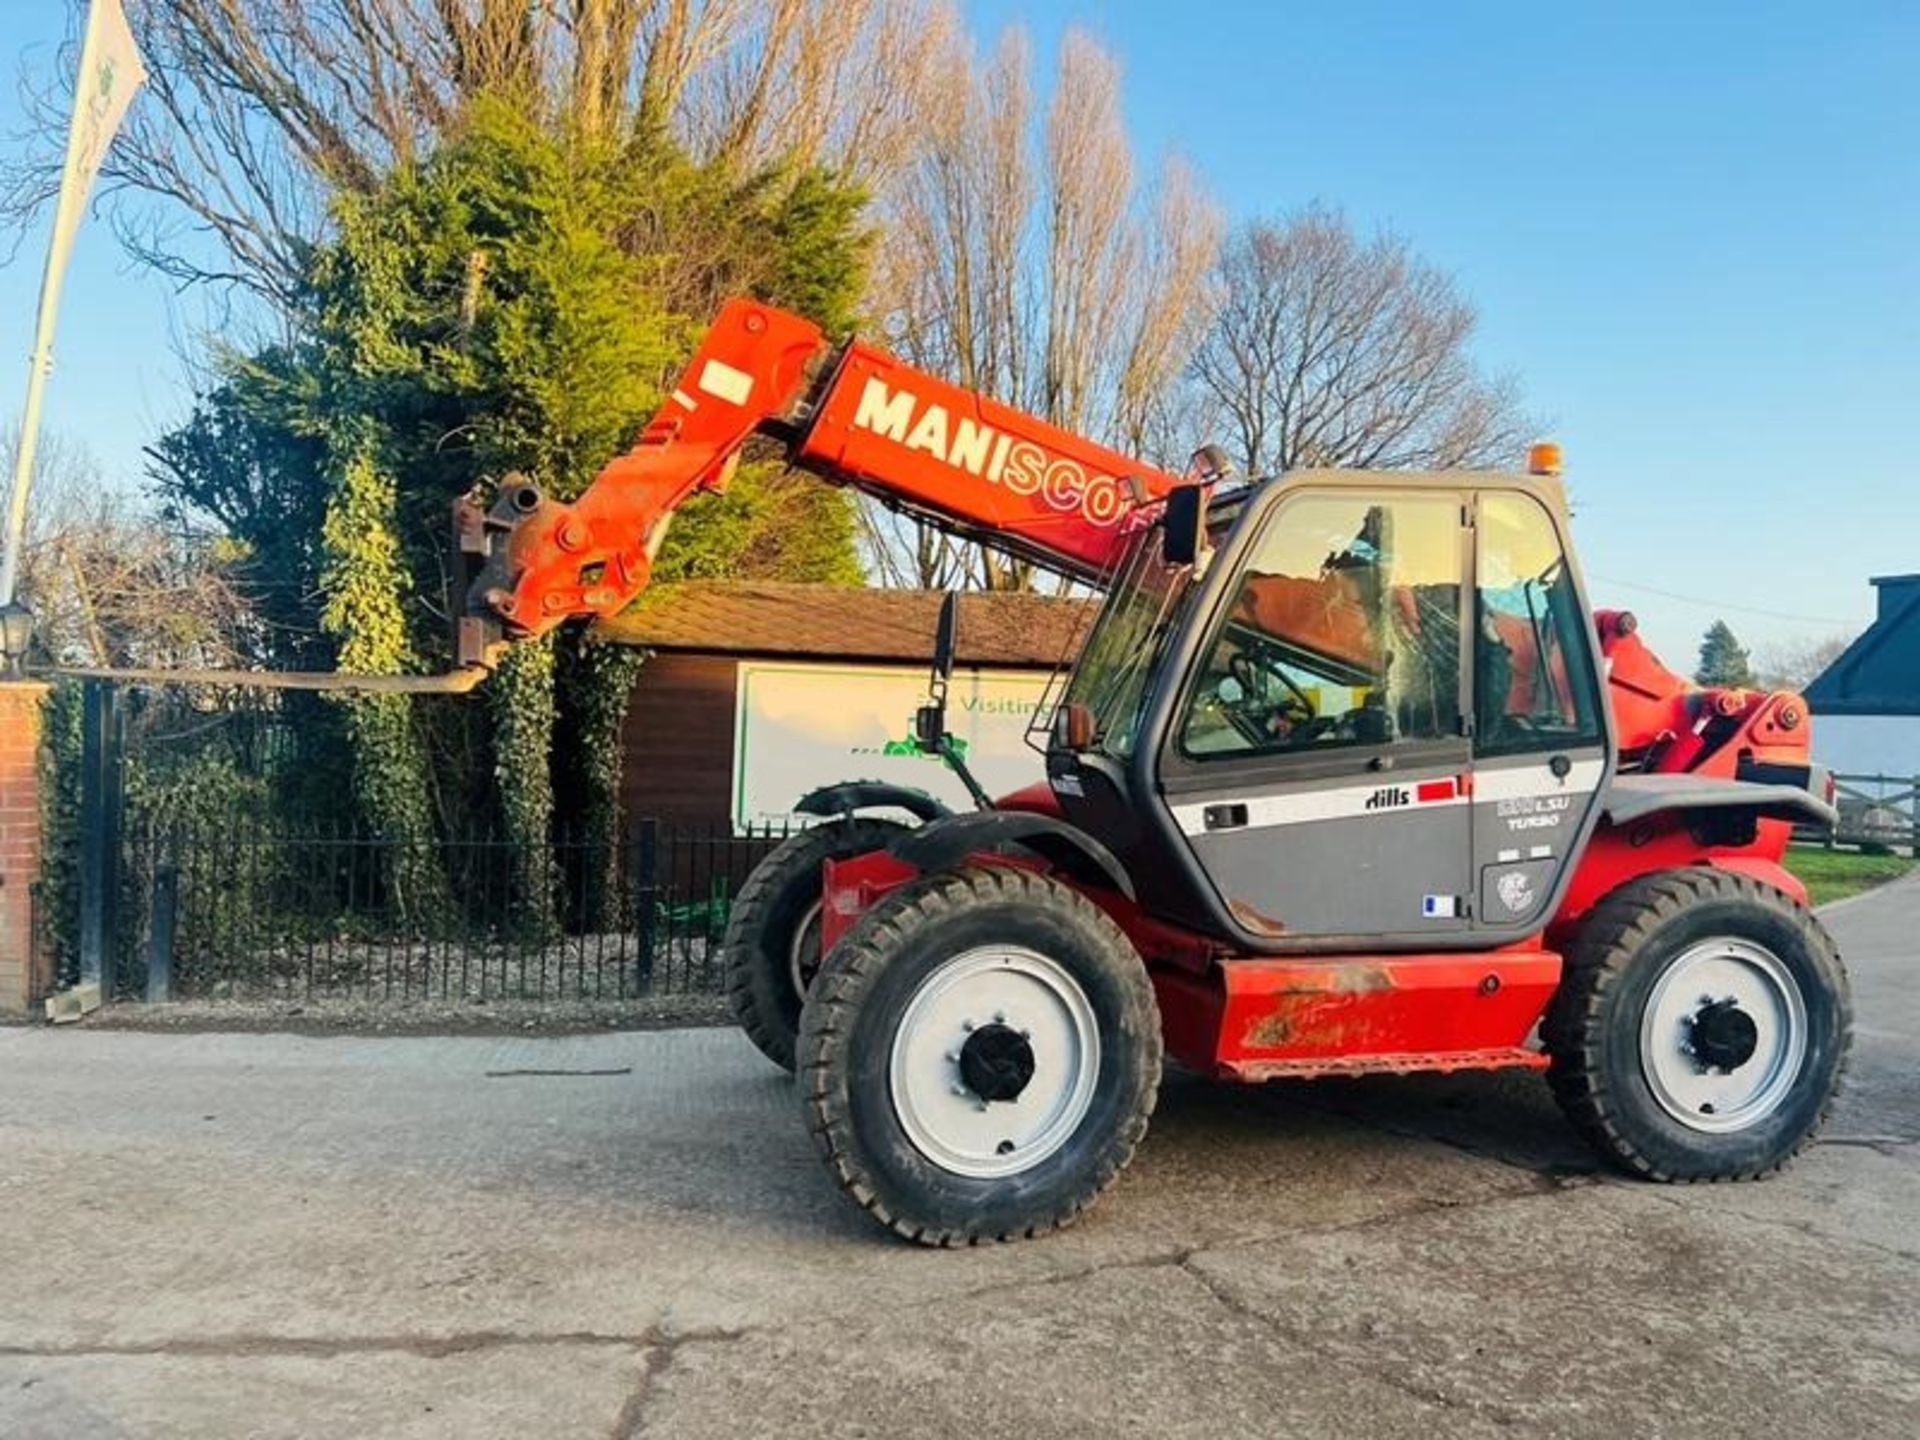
[1466,490,1612,936]
[1155,487,1476,944]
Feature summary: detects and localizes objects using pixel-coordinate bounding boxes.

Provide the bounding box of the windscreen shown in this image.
[1057,525,1193,760]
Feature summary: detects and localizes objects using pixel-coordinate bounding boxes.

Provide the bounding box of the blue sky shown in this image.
[1,1,1915,666]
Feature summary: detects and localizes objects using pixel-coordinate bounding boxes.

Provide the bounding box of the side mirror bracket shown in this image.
[914,592,993,810]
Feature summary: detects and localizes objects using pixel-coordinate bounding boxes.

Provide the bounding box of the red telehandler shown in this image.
[456,298,1846,1244]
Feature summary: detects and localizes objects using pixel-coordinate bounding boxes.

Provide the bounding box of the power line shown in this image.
[1587,574,1859,629]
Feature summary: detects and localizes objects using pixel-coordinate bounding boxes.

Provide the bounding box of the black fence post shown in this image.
[146,865,177,1003]
[77,680,124,998]
[635,818,658,992]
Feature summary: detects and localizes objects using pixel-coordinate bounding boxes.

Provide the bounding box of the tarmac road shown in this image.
[2,878,1916,1438]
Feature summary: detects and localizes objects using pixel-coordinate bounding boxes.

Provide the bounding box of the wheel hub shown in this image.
[958,1022,1036,1102]
[1686,997,1760,1072]
[887,946,1101,1179]
[1639,938,1808,1134]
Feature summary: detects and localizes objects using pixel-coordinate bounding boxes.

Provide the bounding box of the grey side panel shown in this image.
[1170,759,1473,939]
[1604,774,1837,829]
[1468,752,1609,935]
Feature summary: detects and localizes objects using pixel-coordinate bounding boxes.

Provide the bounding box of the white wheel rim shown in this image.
[788,899,824,998]
[888,945,1101,1179]
[1638,938,1808,1133]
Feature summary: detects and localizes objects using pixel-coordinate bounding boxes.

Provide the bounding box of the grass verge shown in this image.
[1785,844,1916,908]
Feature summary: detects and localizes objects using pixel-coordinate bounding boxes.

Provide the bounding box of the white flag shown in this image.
[0,0,148,606]
[46,0,148,286]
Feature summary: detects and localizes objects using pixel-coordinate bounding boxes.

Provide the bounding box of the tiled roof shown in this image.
[589,581,1094,668]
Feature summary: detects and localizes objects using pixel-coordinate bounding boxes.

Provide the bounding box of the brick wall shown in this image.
[0,682,49,1016]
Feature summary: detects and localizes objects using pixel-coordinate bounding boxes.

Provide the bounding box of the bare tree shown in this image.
[0,0,953,309]
[1191,209,1529,478]
[7,431,254,669]
[1757,632,1855,693]
[866,26,1221,590]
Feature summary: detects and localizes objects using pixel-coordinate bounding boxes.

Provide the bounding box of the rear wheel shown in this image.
[799,867,1160,1244]
[723,818,906,1072]
[1545,868,1850,1181]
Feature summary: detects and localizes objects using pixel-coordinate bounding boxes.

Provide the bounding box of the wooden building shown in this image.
[591,582,1092,827]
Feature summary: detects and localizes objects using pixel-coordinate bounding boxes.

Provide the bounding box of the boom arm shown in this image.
[457,298,1183,664]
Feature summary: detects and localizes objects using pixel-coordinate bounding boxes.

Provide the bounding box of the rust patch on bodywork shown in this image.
[1227,898,1289,936]
[1245,1012,1294,1047]
[1240,964,1394,1052]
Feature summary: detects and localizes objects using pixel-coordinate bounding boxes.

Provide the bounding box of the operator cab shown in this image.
[1046,470,1614,953]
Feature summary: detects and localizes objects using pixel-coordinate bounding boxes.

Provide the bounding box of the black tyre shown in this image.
[1545,868,1850,1181]
[799,866,1161,1245]
[724,817,906,1073]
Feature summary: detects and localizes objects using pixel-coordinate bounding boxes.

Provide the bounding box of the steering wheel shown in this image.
[1223,653,1324,745]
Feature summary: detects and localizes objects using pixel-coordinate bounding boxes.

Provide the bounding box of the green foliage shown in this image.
[489,636,559,932]
[313,430,451,921]
[1695,619,1757,689]
[150,94,874,878]
[656,463,864,586]
[560,641,647,930]
[36,682,83,985]
[148,348,335,669]
[753,167,873,341]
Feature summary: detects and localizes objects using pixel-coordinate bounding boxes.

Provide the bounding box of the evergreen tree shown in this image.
[150,98,874,928]
[1695,619,1757,688]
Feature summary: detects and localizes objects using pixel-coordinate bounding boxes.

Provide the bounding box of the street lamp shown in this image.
[0,601,34,679]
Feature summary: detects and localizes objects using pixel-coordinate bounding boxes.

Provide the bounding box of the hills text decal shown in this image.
[850,378,1128,527]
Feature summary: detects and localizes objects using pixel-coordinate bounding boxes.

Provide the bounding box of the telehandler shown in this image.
[457,299,1845,1244]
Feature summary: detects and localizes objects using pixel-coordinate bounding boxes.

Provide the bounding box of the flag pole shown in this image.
[0,0,147,609]
[0,255,65,608]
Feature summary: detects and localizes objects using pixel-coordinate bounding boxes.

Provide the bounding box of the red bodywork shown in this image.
[470,298,1823,1084]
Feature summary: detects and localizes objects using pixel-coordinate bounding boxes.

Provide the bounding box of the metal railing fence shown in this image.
[61,816,794,1003]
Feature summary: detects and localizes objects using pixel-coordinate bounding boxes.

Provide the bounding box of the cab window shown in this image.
[1180,492,1463,758]
[1474,492,1604,755]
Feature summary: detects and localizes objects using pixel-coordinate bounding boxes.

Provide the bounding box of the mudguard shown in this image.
[889,810,1135,899]
[794,781,952,824]
[1604,773,1836,830]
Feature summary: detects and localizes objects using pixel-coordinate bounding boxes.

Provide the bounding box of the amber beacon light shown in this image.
[1527,441,1564,476]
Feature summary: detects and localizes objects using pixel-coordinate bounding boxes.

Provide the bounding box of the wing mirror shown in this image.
[915,590,958,752]
[931,589,958,689]
[1163,444,1229,567]
[1163,483,1208,567]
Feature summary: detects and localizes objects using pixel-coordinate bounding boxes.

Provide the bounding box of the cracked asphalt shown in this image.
[3,878,1916,1439]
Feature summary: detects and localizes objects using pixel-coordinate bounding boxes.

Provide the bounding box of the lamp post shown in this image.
[0,601,33,679]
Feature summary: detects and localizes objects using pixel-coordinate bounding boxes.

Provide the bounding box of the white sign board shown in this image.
[732,662,1054,832]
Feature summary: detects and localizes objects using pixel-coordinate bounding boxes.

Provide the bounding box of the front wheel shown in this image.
[799,867,1161,1244]
[1545,869,1850,1181]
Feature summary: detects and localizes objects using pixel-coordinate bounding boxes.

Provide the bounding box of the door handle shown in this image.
[1367,754,1395,772]
[1203,803,1249,831]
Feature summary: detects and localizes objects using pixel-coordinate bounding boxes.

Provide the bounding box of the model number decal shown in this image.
[1497,793,1572,831]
